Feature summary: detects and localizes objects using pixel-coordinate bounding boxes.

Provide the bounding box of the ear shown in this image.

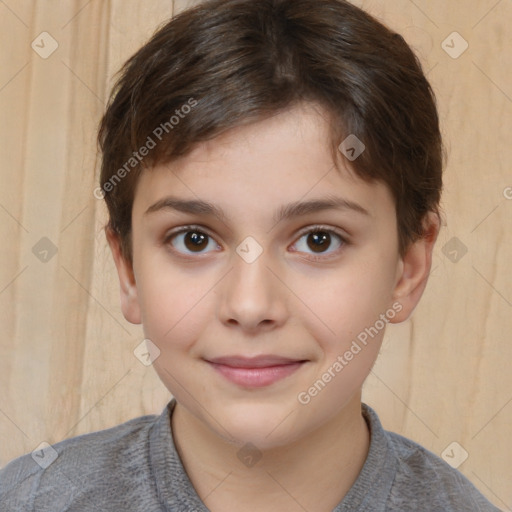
[105,227,142,325]
[389,212,441,323]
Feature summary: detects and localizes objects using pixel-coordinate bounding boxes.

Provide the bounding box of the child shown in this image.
[0,0,502,510]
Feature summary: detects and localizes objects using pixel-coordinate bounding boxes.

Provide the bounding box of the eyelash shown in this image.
[163,224,349,262]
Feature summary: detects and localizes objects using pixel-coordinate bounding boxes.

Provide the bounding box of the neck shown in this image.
[170,393,370,512]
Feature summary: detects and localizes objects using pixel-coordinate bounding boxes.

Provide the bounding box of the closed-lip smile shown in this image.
[205,355,308,387]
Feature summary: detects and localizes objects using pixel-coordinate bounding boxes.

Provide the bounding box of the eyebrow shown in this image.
[144,194,371,224]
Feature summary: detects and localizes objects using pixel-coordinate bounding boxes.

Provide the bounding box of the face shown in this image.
[108,102,437,450]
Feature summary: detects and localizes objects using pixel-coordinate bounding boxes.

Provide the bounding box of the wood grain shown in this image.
[0,0,510,509]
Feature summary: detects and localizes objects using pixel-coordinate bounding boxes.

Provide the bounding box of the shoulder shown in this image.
[0,412,160,512]
[358,404,501,512]
[384,428,501,511]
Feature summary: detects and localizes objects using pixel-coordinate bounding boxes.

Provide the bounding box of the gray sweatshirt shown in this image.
[0,399,502,511]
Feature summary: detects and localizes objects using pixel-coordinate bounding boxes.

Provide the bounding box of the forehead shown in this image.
[132,103,395,224]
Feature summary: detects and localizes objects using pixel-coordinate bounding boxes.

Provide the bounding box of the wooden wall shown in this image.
[0,1,510,509]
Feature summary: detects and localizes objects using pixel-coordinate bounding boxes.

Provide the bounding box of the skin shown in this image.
[107,102,440,512]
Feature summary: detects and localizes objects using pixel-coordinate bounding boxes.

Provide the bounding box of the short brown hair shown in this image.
[97,0,444,264]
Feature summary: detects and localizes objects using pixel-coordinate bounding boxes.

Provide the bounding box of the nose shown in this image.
[217,249,289,333]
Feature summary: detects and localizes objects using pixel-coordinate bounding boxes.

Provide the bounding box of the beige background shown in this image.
[0,0,510,509]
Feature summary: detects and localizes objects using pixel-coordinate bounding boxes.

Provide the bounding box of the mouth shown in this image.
[205,355,308,388]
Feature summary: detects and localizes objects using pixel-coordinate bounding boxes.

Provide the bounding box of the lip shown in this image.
[206,355,307,388]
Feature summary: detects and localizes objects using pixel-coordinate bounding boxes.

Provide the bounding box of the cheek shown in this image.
[142,274,211,400]
[295,258,395,348]
[293,264,391,411]
[136,258,212,351]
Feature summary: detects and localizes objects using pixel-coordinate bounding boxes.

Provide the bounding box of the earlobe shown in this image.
[389,212,440,323]
[105,227,142,325]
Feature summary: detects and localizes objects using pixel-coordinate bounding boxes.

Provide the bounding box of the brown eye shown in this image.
[292,227,345,259]
[166,227,219,255]
[307,231,332,253]
[183,231,209,252]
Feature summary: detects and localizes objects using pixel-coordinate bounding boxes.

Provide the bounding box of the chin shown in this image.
[211,401,303,449]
